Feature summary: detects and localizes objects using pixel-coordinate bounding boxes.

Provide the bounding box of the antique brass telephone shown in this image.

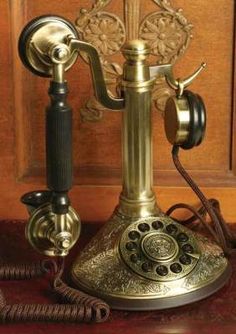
[17,14,231,314]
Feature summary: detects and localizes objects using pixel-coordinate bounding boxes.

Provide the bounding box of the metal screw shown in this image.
[49,44,70,63]
[56,237,71,250]
[56,48,68,60]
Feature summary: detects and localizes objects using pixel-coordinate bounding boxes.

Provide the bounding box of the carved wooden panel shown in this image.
[1,0,236,222]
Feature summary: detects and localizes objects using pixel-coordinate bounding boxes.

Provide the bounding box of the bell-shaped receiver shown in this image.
[18,15,79,77]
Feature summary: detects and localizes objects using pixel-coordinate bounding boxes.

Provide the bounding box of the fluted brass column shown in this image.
[118,40,160,218]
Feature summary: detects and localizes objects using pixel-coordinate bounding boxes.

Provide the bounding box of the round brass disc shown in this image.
[164,96,190,145]
[18,15,79,77]
[25,203,81,256]
[141,233,178,262]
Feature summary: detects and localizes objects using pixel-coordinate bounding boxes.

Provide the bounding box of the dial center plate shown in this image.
[141,233,178,262]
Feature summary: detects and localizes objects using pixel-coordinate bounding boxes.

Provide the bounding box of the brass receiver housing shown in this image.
[18,15,79,77]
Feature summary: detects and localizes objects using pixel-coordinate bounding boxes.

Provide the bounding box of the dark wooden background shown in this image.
[0,0,236,223]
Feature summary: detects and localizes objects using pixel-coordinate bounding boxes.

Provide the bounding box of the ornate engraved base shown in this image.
[71,209,231,310]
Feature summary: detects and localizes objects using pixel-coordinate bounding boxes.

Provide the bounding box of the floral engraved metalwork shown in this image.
[75,0,193,120]
[72,212,171,296]
[143,234,177,259]
[72,213,229,301]
[78,13,126,56]
[140,9,193,64]
[183,239,228,290]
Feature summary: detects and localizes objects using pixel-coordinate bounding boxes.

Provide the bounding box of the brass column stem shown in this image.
[118,40,160,218]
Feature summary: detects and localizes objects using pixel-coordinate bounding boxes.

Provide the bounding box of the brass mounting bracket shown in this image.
[18,15,125,110]
[26,203,81,257]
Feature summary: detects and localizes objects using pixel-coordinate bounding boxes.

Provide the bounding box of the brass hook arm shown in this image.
[149,62,206,93]
[69,39,124,111]
[178,62,206,89]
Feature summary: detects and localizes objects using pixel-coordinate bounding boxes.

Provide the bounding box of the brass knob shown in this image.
[122,39,150,62]
[53,231,73,256]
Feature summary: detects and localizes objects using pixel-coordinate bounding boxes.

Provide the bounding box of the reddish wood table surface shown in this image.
[0,220,236,334]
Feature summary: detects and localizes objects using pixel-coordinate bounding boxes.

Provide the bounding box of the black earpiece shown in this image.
[164,90,206,150]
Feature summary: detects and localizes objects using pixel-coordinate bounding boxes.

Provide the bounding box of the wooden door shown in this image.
[1,0,236,222]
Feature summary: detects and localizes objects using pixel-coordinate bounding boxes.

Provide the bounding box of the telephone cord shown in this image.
[167,145,236,255]
[0,258,110,323]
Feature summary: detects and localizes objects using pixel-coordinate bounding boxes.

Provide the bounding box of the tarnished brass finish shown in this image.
[149,62,206,96]
[18,16,79,78]
[75,0,194,121]
[118,40,160,218]
[164,96,190,145]
[72,40,231,309]
[69,39,124,110]
[72,211,230,310]
[19,16,124,108]
[119,217,201,282]
[26,203,81,257]
[18,13,230,312]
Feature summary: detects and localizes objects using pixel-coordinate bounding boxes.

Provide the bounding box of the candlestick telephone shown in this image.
[0,14,234,323]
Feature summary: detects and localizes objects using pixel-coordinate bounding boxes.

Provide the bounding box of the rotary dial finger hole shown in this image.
[119,216,200,282]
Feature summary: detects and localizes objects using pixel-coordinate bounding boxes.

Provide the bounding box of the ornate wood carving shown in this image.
[75,0,193,120]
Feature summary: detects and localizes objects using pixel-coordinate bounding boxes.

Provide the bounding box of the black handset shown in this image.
[0,15,110,324]
[18,15,81,257]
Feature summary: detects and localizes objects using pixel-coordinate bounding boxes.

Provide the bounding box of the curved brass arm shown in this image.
[150,62,206,96]
[69,39,124,111]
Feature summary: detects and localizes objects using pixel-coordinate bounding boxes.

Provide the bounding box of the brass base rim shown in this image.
[72,263,231,310]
